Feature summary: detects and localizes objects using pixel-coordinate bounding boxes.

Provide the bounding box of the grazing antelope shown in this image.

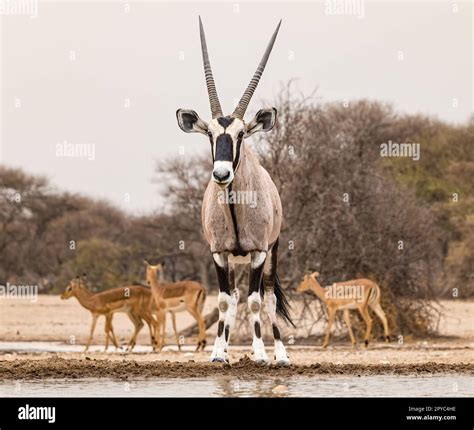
[144,261,207,351]
[176,17,294,364]
[61,277,158,352]
[297,272,390,348]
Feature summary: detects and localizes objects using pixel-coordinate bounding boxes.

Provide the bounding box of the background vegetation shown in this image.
[1,85,472,338]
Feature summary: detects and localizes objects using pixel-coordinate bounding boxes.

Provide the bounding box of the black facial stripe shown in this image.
[209,135,214,162]
[215,133,233,161]
[233,135,243,169]
[217,116,235,128]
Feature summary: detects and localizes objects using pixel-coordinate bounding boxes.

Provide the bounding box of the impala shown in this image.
[61,276,158,352]
[144,261,207,351]
[297,272,390,347]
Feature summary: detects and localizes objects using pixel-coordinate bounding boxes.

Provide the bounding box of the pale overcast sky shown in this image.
[1,1,472,214]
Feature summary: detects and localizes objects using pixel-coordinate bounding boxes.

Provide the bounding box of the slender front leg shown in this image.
[170,312,181,351]
[104,314,115,352]
[248,251,268,363]
[358,306,373,347]
[85,314,98,352]
[210,252,231,363]
[343,309,356,346]
[156,310,166,351]
[224,263,239,352]
[106,314,121,351]
[323,307,337,348]
[104,317,110,352]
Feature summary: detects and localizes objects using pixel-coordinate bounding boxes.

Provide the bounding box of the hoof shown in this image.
[385,336,391,343]
[276,359,291,367]
[255,359,270,365]
[211,357,228,364]
[364,340,369,347]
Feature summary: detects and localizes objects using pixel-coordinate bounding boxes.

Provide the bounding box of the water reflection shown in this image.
[1,375,472,398]
[214,378,290,397]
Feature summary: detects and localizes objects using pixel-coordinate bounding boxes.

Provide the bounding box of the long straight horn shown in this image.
[199,16,223,118]
[232,20,282,119]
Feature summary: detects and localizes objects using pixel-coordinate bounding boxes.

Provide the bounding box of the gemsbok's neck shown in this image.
[231,143,260,192]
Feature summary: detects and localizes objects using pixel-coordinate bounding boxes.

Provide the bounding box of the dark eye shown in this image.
[207,131,213,139]
[238,131,244,139]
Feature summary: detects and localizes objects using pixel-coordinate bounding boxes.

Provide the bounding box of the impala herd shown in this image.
[61,264,391,355]
[61,261,207,353]
[61,17,391,362]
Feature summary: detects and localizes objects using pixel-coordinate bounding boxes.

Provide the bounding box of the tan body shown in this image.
[202,144,282,254]
[297,272,390,347]
[61,278,157,352]
[145,262,207,351]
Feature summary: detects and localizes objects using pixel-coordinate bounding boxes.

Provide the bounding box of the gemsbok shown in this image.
[144,261,207,351]
[297,272,390,348]
[61,276,158,352]
[176,17,294,365]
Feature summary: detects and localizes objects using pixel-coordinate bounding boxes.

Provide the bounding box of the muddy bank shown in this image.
[1,356,473,380]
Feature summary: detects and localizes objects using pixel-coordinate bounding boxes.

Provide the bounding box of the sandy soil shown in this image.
[0,356,472,380]
[0,295,472,379]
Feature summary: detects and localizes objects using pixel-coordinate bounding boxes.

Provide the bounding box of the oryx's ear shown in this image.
[245,108,277,137]
[176,109,208,134]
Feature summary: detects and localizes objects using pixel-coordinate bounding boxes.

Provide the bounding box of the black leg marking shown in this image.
[233,135,242,170]
[254,321,261,338]
[214,260,230,295]
[272,324,281,340]
[249,260,265,295]
[217,321,224,337]
[225,325,230,342]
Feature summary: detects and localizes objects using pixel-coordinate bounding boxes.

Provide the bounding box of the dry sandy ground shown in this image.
[0,295,473,378]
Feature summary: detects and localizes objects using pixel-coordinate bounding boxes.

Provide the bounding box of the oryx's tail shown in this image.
[273,273,295,328]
